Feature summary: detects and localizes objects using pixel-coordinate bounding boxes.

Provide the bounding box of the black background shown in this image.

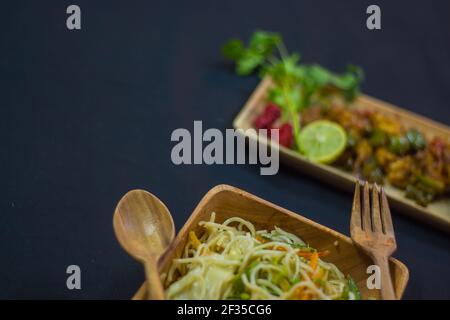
[1,0,449,299]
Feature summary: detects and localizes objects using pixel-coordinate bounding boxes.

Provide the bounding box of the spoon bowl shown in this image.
[113,189,175,299]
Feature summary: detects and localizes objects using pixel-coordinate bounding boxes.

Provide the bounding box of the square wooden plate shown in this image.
[133,184,409,300]
[233,77,450,232]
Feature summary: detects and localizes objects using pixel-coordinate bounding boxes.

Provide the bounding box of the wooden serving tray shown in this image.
[233,77,450,232]
[133,185,409,300]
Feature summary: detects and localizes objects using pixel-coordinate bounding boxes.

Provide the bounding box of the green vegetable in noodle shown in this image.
[291,276,300,285]
[245,260,260,278]
[229,259,263,299]
[228,275,246,299]
[240,293,250,300]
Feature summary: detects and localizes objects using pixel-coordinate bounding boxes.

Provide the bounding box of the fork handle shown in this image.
[372,255,396,300]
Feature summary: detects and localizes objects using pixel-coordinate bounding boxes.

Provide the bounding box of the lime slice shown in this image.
[299,120,347,164]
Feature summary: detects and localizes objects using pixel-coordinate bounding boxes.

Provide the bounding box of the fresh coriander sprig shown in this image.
[222,31,281,75]
[221,30,363,150]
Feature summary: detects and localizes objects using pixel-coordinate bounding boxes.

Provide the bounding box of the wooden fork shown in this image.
[350,181,397,300]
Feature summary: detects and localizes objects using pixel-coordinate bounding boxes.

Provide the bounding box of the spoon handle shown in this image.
[144,258,165,300]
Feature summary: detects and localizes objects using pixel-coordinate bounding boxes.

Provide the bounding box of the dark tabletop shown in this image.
[1,0,449,299]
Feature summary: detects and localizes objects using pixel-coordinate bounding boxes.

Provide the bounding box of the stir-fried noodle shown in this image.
[164,213,360,300]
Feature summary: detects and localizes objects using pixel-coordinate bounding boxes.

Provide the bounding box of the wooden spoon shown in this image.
[113,189,175,300]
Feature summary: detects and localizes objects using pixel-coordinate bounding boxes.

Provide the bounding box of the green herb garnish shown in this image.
[222,30,363,150]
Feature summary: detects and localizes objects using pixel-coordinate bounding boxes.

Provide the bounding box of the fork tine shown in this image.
[362,181,372,231]
[371,184,383,233]
[380,187,395,235]
[350,180,362,234]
